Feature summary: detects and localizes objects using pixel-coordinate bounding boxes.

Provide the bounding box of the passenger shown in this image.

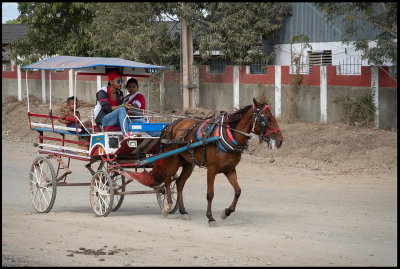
[58,96,92,131]
[58,96,81,128]
[124,78,146,118]
[93,70,133,138]
[124,78,160,137]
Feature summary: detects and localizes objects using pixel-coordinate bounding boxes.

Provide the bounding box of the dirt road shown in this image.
[2,138,397,266]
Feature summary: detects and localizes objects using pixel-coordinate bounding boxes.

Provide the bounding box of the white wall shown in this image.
[272,41,393,72]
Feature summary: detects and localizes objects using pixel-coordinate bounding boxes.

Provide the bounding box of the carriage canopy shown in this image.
[21,55,170,76]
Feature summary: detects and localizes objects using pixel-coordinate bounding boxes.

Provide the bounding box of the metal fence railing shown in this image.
[337,57,362,75]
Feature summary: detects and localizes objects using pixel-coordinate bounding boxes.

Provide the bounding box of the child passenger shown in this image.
[58,96,92,131]
[58,96,81,128]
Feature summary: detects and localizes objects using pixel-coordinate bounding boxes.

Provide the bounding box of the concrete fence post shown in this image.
[275,65,281,117]
[17,65,22,101]
[320,66,327,123]
[233,65,239,110]
[41,70,46,103]
[371,66,379,128]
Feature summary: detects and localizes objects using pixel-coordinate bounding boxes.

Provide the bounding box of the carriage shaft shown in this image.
[138,136,220,166]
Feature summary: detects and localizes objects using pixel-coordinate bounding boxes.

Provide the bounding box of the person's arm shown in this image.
[58,111,69,124]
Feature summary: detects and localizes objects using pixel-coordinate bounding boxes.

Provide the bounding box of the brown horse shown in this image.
[155,98,283,227]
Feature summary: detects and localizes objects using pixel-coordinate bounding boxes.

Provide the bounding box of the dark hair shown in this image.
[66,96,77,104]
[126,78,139,89]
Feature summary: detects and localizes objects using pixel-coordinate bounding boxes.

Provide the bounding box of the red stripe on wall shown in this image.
[2,65,396,88]
[239,66,275,85]
[199,65,234,84]
[281,66,320,86]
[327,66,371,87]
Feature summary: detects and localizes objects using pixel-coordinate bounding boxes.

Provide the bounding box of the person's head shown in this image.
[66,96,79,110]
[126,78,139,95]
[108,70,123,90]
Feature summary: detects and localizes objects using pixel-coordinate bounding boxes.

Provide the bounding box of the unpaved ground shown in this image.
[1,96,397,266]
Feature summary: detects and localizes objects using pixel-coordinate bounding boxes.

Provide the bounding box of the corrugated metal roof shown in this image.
[2,24,28,44]
[265,3,383,45]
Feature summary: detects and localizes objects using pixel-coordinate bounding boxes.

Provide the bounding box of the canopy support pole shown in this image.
[25,71,30,112]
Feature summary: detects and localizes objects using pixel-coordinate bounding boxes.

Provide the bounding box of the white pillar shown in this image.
[275,66,281,117]
[233,65,239,110]
[41,69,46,103]
[69,69,73,97]
[17,65,22,101]
[97,75,102,92]
[320,66,327,123]
[160,72,165,112]
[371,66,379,128]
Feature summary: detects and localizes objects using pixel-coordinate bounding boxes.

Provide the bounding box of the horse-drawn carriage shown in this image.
[25,56,283,226]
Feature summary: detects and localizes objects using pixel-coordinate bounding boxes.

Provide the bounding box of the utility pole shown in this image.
[181,2,194,110]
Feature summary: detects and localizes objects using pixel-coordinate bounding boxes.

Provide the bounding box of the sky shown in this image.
[2,2,20,23]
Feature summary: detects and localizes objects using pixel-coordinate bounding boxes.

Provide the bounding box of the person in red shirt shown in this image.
[124,78,146,116]
[123,78,160,137]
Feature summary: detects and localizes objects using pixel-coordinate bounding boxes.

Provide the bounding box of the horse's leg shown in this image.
[221,168,241,220]
[206,167,218,227]
[160,156,180,217]
[175,162,193,220]
[162,172,173,217]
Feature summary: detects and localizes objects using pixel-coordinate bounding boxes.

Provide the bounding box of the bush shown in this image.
[334,92,376,128]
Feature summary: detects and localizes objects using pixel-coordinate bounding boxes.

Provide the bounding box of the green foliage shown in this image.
[174,2,291,66]
[87,3,180,68]
[314,2,397,77]
[11,2,95,67]
[10,2,291,70]
[334,92,377,128]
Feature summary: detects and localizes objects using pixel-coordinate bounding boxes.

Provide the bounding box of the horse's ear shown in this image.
[253,98,260,107]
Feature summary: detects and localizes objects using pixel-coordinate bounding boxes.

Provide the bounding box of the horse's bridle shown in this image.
[251,104,280,142]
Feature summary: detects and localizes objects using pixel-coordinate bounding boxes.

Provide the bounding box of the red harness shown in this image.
[251,104,280,136]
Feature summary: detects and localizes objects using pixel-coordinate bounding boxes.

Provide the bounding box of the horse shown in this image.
[154,97,283,227]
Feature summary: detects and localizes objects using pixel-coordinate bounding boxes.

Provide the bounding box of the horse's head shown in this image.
[251,97,283,149]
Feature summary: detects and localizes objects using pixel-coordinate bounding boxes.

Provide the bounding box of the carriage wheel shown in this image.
[90,170,114,217]
[29,157,57,213]
[156,179,178,214]
[110,172,125,212]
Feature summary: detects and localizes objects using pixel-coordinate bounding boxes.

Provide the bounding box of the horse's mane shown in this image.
[225,104,253,129]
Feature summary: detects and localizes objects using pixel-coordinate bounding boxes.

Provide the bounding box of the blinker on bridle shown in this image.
[251,104,280,140]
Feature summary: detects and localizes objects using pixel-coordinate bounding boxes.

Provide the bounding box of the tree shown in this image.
[10,2,291,70]
[175,2,292,66]
[314,2,397,77]
[10,2,95,67]
[88,2,291,67]
[87,2,180,68]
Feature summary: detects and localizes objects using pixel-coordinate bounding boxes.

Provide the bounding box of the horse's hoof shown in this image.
[181,214,189,220]
[208,220,217,227]
[162,204,171,217]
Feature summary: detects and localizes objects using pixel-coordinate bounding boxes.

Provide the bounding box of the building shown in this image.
[263,2,389,75]
[2,24,28,71]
